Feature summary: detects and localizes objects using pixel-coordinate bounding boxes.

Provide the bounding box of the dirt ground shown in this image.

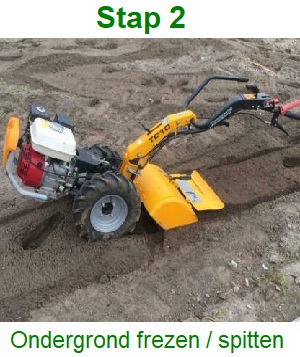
[0,39,299,322]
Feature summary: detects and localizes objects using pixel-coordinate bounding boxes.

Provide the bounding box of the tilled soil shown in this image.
[0,39,299,322]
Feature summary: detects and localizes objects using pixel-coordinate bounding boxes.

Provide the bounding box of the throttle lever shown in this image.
[268,113,289,136]
[274,122,289,136]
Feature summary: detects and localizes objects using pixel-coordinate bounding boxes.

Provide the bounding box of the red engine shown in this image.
[17,144,45,188]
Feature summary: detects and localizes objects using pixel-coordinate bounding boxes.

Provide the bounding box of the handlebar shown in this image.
[280,98,300,114]
[190,93,300,132]
[284,111,300,120]
[190,93,268,130]
[183,75,300,134]
[280,99,300,120]
[183,74,249,109]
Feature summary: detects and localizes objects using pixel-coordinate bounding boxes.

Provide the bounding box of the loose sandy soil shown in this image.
[0,39,299,322]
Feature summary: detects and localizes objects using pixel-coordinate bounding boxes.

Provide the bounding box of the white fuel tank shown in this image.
[30,118,76,162]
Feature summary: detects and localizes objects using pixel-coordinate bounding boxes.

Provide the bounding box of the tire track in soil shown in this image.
[0,219,165,322]
[0,200,58,226]
[21,213,62,250]
[283,157,300,168]
[0,198,163,321]
[165,145,287,172]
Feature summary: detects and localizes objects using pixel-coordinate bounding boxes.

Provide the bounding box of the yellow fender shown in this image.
[3,116,20,168]
[134,163,224,230]
[134,163,198,230]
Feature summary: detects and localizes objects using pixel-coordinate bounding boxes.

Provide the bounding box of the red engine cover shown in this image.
[17,144,45,188]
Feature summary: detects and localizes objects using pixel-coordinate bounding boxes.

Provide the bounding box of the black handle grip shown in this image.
[210,75,249,82]
[284,111,300,120]
[235,77,249,82]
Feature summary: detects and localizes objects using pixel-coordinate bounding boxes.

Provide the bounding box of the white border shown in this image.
[0,0,300,37]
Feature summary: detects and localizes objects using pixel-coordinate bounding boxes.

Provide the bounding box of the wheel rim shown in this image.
[90,195,128,233]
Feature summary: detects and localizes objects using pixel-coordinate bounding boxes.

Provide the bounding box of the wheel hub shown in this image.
[90,195,128,233]
[101,202,114,215]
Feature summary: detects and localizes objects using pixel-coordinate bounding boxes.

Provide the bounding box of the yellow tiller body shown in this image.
[120,110,224,230]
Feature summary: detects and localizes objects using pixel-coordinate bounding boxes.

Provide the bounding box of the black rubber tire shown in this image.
[72,171,141,241]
